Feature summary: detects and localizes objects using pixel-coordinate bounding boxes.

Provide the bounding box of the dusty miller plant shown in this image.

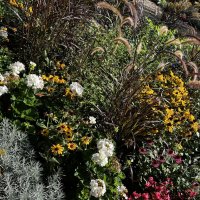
[0,118,65,200]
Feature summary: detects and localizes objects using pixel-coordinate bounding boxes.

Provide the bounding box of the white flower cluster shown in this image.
[69,82,83,97]
[0,85,8,96]
[97,138,114,157]
[89,116,96,124]
[92,150,108,167]
[8,61,25,76]
[117,185,128,199]
[26,74,44,90]
[90,179,106,198]
[92,138,114,167]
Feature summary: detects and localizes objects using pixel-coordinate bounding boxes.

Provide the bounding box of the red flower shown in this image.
[139,147,148,155]
[173,155,182,164]
[152,159,160,168]
[146,139,153,146]
[148,177,155,184]
[132,191,141,199]
[158,155,165,163]
[145,181,151,188]
[167,149,174,156]
[142,193,149,200]
[186,189,197,198]
[154,192,161,200]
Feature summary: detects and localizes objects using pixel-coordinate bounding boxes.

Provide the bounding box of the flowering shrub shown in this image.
[0,0,199,199]
[128,177,198,200]
[127,135,200,199]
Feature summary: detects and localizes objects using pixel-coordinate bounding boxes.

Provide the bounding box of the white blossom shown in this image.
[0,73,4,82]
[117,185,128,199]
[89,116,96,124]
[8,61,25,76]
[30,61,36,67]
[26,74,44,90]
[90,179,106,198]
[92,150,108,167]
[69,82,83,97]
[97,138,114,157]
[0,86,8,96]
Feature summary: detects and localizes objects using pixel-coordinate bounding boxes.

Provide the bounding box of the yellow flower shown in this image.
[53,76,59,82]
[0,148,6,155]
[41,128,49,136]
[57,123,72,135]
[18,2,24,9]
[29,6,33,13]
[65,88,74,99]
[81,136,92,145]
[56,61,65,70]
[175,143,183,151]
[67,143,77,151]
[166,108,174,117]
[156,74,165,82]
[142,85,154,95]
[191,122,199,132]
[51,144,64,155]
[9,0,18,7]
[42,75,49,81]
[188,114,195,122]
[65,134,73,142]
[170,70,175,78]
[58,78,66,84]
[47,87,55,93]
[168,125,174,133]
[172,89,182,98]
[181,100,186,107]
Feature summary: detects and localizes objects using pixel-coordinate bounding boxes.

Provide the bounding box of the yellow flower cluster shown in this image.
[9,0,23,9]
[57,123,73,141]
[142,85,154,95]
[42,75,66,84]
[56,61,65,70]
[156,71,199,136]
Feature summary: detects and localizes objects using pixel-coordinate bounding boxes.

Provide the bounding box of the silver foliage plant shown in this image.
[0,119,65,200]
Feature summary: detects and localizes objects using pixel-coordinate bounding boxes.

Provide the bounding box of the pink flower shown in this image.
[139,147,148,155]
[155,185,164,192]
[186,189,197,198]
[158,155,165,163]
[173,155,182,164]
[142,193,149,200]
[154,192,161,200]
[152,160,160,168]
[167,149,174,156]
[132,191,141,199]
[163,194,171,200]
[146,139,153,146]
[145,181,151,188]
